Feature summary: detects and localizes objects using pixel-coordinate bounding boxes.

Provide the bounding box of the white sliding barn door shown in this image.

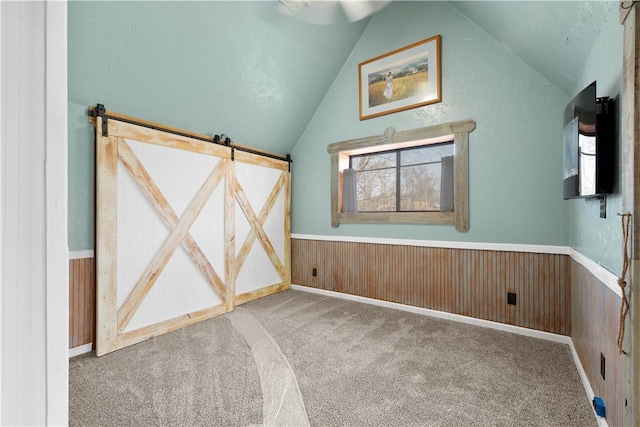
[233,152,291,304]
[95,114,290,356]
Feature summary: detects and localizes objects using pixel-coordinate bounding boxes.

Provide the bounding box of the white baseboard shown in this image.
[292,285,571,344]
[291,284,607,427]
[69,249,94,260]
[69,343,92,358]
[568,340,608,427]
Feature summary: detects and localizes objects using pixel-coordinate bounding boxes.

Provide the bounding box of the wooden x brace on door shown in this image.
[115,138,228,332]
[234,172,287,282]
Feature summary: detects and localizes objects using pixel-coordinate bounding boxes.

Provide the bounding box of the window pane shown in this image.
[355,168,396,211]
[400,163,441,211]
[350,141,454,212]
[352,152,396,171]
[401,143,453,166]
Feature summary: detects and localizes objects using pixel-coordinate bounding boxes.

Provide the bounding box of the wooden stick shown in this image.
[89,107,213,143]
[235,283,289,305]
[454,131,470,231]
[89,108,288,165]
[109,120,230,159]
[224,159,236,312]
[234,177,286,281]
[119,303,228,348]
[95,122,119,356]
[235,173,285,277]
[234,149,289,171]
[284,171,292,288]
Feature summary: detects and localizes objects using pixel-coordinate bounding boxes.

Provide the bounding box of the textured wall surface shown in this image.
[450,2,613,97]
[67,1,368,251]
[567,8,626,425]
[291,1,570,245]
[68,102,94,251]
[568,3,624,274]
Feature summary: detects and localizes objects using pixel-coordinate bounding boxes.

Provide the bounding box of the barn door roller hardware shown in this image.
[216,134,234,160]
[215,134,292,171]
[231,143,292,171]
[89,104,109,137]
[89,103,292,171]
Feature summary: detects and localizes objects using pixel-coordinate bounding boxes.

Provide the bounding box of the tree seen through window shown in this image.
[350,142,453,212]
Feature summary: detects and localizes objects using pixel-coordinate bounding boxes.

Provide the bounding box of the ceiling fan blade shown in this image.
[340,0,390,22]
[278,0,341,26]
[278,0,390,25]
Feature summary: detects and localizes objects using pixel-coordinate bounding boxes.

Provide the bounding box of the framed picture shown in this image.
[359,35,441,120]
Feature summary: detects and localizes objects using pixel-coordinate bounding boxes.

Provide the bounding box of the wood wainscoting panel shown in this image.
[571,260,623,427]
[69,257,96,349]
[292,239,570,335]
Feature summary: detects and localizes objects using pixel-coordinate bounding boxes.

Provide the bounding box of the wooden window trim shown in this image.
[327,119,475,231]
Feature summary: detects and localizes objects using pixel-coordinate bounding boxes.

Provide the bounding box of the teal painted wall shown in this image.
[67,1,368,251]
[68,102,95,251]
[291,1,570,245]
[569,3,623,274]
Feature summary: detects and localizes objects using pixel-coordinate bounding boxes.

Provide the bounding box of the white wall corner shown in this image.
[0,1,4,421]
[45,1,69,425]
[1,1,68,425]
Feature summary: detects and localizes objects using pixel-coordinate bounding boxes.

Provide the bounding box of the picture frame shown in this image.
[359,35,441,120]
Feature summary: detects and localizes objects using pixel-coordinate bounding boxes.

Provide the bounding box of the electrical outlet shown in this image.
[600,197,607,219]
[507,292,517,305]
[312,268,317,277]
[601,353,606,380]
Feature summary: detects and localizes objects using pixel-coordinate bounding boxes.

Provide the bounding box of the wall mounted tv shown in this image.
[563,81,615,199]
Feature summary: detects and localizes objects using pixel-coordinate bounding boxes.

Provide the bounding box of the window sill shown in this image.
[338,211,454,225]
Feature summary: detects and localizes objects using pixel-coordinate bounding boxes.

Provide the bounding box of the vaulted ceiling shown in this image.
[451,1,615,97]
[69,1,615,155]
[269,0,614,98]
[68,1,370,155]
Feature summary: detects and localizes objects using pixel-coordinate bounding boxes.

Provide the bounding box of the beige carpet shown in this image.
[69,316,262,426]
[69,289,596,426]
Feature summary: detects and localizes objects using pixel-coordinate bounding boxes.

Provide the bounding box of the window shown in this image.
[349,142,454,212]
[327,120,475,231]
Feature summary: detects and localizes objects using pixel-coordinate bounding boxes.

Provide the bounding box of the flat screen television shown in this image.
[563,81,615,199]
